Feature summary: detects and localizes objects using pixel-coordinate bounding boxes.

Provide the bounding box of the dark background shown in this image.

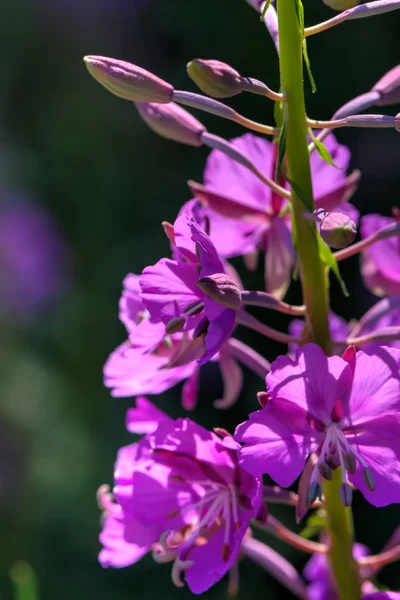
[0,1,399,598]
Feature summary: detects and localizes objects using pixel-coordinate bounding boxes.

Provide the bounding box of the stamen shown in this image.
[184,300,204,316]
[362,467,376,491]
[308,481,323,504]
[343,452,357,475]
[339,483,353,507]
[318,461,333,481]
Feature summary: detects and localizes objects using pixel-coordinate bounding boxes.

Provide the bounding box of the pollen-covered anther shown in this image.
[166,316,186,334]
[318,461,333,481]
[362,467,376,492]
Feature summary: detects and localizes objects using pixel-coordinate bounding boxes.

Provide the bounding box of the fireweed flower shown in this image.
[188,132,359,297]
[361,213,400,297]
[104,274,199,404]
[98,415,263,593]
[140,215,239,364]
[304,543,373,600]
[0,197,69,316]
[234,343,400,507]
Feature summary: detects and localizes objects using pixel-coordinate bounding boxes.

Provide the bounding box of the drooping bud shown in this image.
[197,273,242,311]
[339,483,353,507]
[135,102,206,147]
[320,211,357,249]
[395,113,400,133]
[373,65,400,106]
[187,59,244,99]
[83,56,174,103]
[323,0,360,11]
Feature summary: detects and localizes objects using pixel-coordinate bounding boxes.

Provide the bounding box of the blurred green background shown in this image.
[0,1,399,598]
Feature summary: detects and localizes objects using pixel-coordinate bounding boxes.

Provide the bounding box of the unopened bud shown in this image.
[318,461,333,481]
[166,316,186,334]
[197,273,242,311]
[84,56,174,103]
[135,102,206,147]
[320,211,357,249]
[373,65,400,106]
[187,59,245,99]
[339,482,353,507]
[323,0,360,10]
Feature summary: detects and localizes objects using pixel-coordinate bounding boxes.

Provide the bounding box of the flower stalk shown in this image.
[277,1,360,598]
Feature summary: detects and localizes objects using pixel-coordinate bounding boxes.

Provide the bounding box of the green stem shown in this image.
[324,472,362,600]
[277,0,331,354]
[276,2,361,599]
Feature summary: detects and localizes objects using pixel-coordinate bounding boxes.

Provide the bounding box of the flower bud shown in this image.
[197,273,242,311]
[320,212,357,249]
[135,102,206,147]
[84,56,174,103]
[396,113,400,133]
[187,59,244,99]
[373,65,400,106]
[323,0,360,10]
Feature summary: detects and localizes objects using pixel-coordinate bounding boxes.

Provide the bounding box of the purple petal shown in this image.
[126,396,171,434]
[348,435,400,507]
[201,307,236,364]
[361,215,400,296]
[214,346,243,409]
[184,521,248,594]
[364,594,400,600]
[99,505,156,568]
[181,365,200,410]
[267,344,353,424]
[104,341,195,397]
[119,273,144,333]
[204,133,275,211]
[140,258,202,329]
[265,217,294,298]
[234,402,321,486]
[345,347,400,425]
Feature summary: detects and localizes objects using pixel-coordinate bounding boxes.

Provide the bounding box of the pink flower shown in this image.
[99,416,263,593]
[104,273,201,406]
[361,213,400,297]
[190,133,359,297]
[234,343,400,507]
[140,215,238,364]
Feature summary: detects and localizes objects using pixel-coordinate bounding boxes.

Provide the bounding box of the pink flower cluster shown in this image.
[97,131,400,595]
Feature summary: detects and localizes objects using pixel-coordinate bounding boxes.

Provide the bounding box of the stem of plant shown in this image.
[276,2,361,599]
[276,0,331,354]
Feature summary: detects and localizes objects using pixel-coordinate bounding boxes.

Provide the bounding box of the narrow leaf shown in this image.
[260,0,272,21]
[294,0,305,34]
[318,234,349,296]
[275,117,288,182]
[308,129,341,169]
[302,40,317,94]
[285,175,314,212]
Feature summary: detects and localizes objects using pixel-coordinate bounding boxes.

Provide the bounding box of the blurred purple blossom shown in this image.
[361,213,400,297]
[0,196,69,317]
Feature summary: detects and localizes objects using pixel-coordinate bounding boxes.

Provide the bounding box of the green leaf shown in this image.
[302,39,317,94]
[318,234,349,297]
[308,129,342,169]
[260,0,272,21]
[275,116,288,182]
[274,99,284,129]
[285,175,314,212]
[294,0,305,34]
